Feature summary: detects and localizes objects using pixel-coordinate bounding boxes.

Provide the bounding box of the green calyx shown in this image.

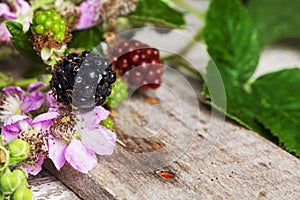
[32,9,66,41]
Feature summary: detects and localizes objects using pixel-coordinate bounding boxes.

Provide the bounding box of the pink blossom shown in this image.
[48,106,116,173]
[0,82,46,123]
[2,112,59,175]
[76,0,101,30]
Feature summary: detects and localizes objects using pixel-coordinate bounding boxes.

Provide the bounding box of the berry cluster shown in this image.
[50,51,116,111]
[109,40,164,89]
[0,139,33,199]
[106,78,128,108]
[32,9,66,41]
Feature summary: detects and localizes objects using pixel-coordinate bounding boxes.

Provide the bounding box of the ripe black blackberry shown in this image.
[50,51,116,111]
[108,40,164,89]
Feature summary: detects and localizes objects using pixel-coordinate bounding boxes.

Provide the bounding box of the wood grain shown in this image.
[44,68,300,199]
[28,171,80,199]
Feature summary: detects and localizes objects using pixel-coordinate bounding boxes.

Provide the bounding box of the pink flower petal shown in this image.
[0,22,11,43]
[81,106,109,128]
[22,154,45,175]
[46,91,63,109]
[76,0,101,30]
[80,126,116,155]
[0,3,17,19]
[3,115,30,132]
[48,136,67,170]
[3,86,25,100]
[65,139,97,174]
[2,115,30,142]
[1,129,19,142]
[15,0,31,16]
[32,111,59,130]
[27,82,46,92]
[21,92,45,113]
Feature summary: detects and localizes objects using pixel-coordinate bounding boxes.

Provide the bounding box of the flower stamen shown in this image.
[19,128,47,166]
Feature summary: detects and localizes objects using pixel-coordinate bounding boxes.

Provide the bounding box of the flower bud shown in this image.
[11,187,34,200]
[7,139,29,164]
[0,170,22,193]
[0,145,9,171]
[12,169,27,180]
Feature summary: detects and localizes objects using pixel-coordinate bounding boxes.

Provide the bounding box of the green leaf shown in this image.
[69,25,105,50]
[129,0,185,29]
[203,0,260,83]
[203,0,300,156]
[251,68,300,156]
[5,21,42,63]
[203,0,261,129]
[247,0,300,47]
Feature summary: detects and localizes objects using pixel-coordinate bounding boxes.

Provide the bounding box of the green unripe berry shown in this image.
[7,139,29,165]
[11,187,34,200]
[52,14,59,21]
[55,32,64,41]
[60,20,66,26]
[60,24,65,32]
[34,13,47,25]
[44,20,52,29]
[0,170,22,193]
[52,24,60,33]
[107,78,128,108]
[101,117,114,131]
[45,9,54,16]
[35,24,45,34]
[32,9,67,41]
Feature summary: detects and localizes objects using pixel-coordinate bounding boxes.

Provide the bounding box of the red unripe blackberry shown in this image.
[109,40,164,89]
[50,51,116,111]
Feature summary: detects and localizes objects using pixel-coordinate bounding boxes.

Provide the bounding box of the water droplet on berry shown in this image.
[75,76,82,84]
[96,60,102,65]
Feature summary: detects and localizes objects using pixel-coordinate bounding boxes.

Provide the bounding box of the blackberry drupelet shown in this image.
[109,40,164,89]
[50,51,116,111]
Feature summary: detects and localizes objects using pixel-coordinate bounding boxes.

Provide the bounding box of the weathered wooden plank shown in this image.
[28,171,80,200]
[44,67,300,199]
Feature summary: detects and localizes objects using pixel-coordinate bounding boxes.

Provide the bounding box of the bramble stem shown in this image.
[162,28,203,79]
[0,78,38,88]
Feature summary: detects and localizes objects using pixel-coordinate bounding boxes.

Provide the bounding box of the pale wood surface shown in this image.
[28,171,80,200]
[44,67,300,199]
